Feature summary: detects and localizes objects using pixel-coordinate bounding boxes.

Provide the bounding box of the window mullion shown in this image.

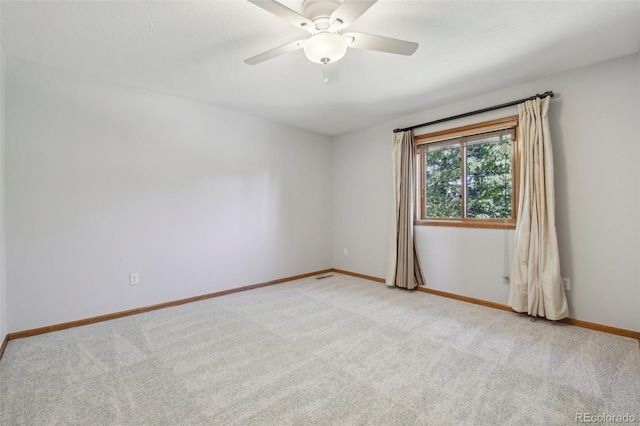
[417,150,425,220]
[512,128,519,220]
[461,141,467,220]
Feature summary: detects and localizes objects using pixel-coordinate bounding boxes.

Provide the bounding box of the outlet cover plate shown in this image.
[129,273,139,286]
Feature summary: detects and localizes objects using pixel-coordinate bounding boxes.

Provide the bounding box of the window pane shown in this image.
[465,135,512,219]
[425,144,462,218]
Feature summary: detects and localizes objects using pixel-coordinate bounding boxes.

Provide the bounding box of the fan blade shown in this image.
[321,62,339,84]
[344,32,418,56]
[330,0,377,29]
[247,0,315,32]
[244,39,307,65]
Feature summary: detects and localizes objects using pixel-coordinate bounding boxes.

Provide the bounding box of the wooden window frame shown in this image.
[414,116,520,230]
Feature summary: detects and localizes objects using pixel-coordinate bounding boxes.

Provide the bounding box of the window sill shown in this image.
[414,219,516,230]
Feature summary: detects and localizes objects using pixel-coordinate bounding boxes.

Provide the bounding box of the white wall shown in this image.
[0,42,7,342]
[4,54,639,335]
[333,54,640,331]
[5,58,332,333]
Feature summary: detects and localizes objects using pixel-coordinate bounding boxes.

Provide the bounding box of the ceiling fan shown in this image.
[244,0,419,83]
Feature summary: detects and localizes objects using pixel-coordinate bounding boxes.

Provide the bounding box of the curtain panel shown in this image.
[508,96,568,320]
[386,130,425,290]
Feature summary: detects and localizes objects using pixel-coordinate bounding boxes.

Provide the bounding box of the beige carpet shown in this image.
[1,273,639,425]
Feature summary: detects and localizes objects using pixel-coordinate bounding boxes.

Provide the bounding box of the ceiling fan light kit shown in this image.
[304,32,347,64]
[245,0,419,82]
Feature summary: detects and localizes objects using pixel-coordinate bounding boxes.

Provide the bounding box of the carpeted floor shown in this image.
[1,273,639,425]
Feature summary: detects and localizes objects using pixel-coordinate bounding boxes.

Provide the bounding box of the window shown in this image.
[415,116,519,229]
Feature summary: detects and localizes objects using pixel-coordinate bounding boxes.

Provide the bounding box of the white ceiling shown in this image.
[1,0,639,136]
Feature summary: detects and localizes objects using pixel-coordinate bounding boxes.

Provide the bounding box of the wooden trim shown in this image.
[416,286,513,312]
[0,334,8,362]
[415,115,518,145]
[416,287,639,339]
[559,318,639,339]
[334,269,640,340]
[6,269,333,341]
[331,268,385,283]
[415,219,516,229]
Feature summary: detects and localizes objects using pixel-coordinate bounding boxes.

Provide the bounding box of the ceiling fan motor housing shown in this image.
[302,0,343,30]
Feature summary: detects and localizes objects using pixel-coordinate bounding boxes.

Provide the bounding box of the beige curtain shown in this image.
[508,96,568,320]
[386,130,425,290]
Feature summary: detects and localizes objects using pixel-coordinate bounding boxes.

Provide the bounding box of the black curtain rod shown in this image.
[393,91,554,133]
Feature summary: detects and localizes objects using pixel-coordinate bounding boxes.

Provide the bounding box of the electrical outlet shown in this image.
[562,277,570,290]
[129,273,139,286]
[343,248,348,256]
